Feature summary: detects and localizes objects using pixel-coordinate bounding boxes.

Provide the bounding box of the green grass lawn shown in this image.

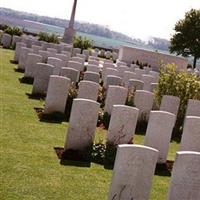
[0,48,180,200]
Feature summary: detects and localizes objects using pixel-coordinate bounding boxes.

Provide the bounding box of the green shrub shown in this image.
[4,26,23,36]
[38,32,59,44]
[0,24,9,31]
[154,64,200,138]
[73,36,93,52]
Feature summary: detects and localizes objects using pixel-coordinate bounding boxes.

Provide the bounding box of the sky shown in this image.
[0,0,199,40]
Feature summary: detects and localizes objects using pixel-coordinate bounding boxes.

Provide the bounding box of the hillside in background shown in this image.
[0,7,170,51]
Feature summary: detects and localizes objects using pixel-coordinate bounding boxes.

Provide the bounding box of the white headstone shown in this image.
[179,116,200,152]
[144,111,176,163]
[186,99,200,117]
[84,71,100,83]
[14,42,26,62]
[1,33,12,48]
[47,57,64,75]
[18,47,34,70]
[107,106,139,144]
[44,75,71,114]
[77,81,99,101]
[61,67,80,83]
[108,144,158,200]
[104,86,128,115]
[141,74,154,91]
[64,98,100,155]
[167,151,200,200]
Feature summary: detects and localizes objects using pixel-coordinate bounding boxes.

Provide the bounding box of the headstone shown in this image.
[88,56,99,61]
[77,81,99,101]
[84,71,100,83]
[72,48,81,56]
[31,45,42,54]
[123,71,137,88]
[44,75,71,114]
[135,68,145,80]
[71,56,84,65]
[116,61,127,67]
[134,90,154,120]
[107,106,139,144]
[67,61,83,72]
[60,67,79,83]
[104,60,113,64]
[11,35,21,48]
[117,65,130,78]
[149,71,159,82]
[167,151,200,200]
[179,116,200,152]
[88,60,99,66]
[160,95,180,118]
[14,42,26,62]
[24,53,43,78]
[47,57,64,75]
[32,63,54,95]
[103,67,119,82]
[91,51,98,57]
[186,99,200,117]
[18,47,34,70]
[64,98,100,160]
[144,111,176,163]
[82,49,90,61]
[47,48,57,55]
[54,53,69,67]
[108,144,158,200]
[76,53,86,61]
[1,33,12,48]
[128,79,144,92]
[141,74,154,91]
[104,86,128,115]
[38,50,51,63]
[104,75,122,89]
[112,52,118,61]
[151,83,158,92]
[86,64,100,73]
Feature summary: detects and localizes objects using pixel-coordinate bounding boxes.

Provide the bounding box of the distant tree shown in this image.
[169,9,200,69]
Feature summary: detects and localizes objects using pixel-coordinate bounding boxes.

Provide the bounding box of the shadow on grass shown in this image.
[34,108,66,124]
[10,60,18,64]
[54,147,91,167]
[19,77,34,85]
[26,92,46,100]
[14,67,24,73]
[155,161,173,177]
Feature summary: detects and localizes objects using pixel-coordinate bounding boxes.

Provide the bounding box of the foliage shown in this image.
[73,36,93,51]
[0,23,9,31]
[92,141,106,164]
[154,64,200,138]
[169,9,200,68]
[4,26,23,36]
[38,32,59,43]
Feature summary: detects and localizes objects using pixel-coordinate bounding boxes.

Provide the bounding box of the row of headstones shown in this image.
[62,97,200,199]
[1,33,118,62]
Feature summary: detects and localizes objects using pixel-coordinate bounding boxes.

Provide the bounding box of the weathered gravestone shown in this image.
[160,95,180,119]
[47,57,65,75]
[128,79,144,92]
[84,71,100,83]
[32,63,54,95]
[61,67,79,83]
[167,151,200,200]
[104,75,122,89]
[144,111,176,163]
[77,81,99,101]
[186,99,200,117]
[63,98,99,161]
[18,47,34,70]
[44,75,71,114]
[107,105,139,145]
[179,116,200,152]
[104,86,128,115]
[14,42,26,62]
[123,71,137,88]
[134,90,154,120]
[141,74,154,91]
[67,61,83,72]
[1,33,12,48]
[24,53,43,78]
[108,144,158,200]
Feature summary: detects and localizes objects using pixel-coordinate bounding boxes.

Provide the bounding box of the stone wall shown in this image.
[118,46,188,71]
